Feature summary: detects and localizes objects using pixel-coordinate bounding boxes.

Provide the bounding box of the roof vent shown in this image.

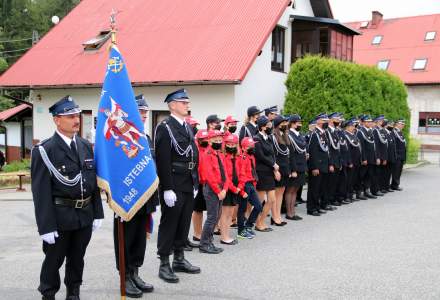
[371,11,383,26]
[360,21,369,28]
[83,30,111,51]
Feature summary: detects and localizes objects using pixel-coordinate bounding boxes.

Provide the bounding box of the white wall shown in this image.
[407,85,440,144]
[3,122,21,147]
[31,85,235,141]
[234,0,315,121]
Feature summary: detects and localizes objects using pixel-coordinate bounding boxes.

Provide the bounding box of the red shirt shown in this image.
[197,145,208,184]
[237,153,257,190]
[223,153,246,197]
[201,148,229,195]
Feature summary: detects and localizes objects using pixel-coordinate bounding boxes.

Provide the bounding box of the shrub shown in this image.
[284,55,410,138]
[2,159,31,173]
[406,137,420,164]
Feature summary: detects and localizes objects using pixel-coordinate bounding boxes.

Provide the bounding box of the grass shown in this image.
[1,159,30,173]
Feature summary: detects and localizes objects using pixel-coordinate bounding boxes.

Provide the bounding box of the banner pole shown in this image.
[118,219,126,300]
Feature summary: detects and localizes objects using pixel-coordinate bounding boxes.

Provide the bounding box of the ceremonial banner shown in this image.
[95,45,158,221]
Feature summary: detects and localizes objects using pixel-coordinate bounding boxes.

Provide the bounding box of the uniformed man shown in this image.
[155,89,201,283]
[371,115,387,197]
[342,118,362,201]
[390,119,407,191]
[31,96,104,300]
[239,106,262,143]
[307,113,330,216]
[356,115,378,199]
[112,94,156,297]
[383,120,397,192]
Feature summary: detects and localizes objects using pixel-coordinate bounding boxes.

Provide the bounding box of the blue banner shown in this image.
[95,45,158,221]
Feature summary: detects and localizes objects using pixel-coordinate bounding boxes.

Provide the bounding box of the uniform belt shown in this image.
[54,196,92,209]
[172,161,196,170]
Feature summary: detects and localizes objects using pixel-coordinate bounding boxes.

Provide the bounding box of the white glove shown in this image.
[193,189,198,198]
[92,219,103,232]
[164,190,177,207]
[41,231,59,244]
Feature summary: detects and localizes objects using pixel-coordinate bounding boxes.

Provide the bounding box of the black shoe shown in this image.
[183,244,193,251]
[365,192,377,199]
[132,268,154,293]
[199,244,223,254]
[254,226,273,232]
[307,211,320,216]
[380,189,389,194]
[270,218,286,226]
[187,239,199,248]
[66,286,80,300]
[213,230,221,235]
[285,215,302,220]
[172,250,201,273]
[372,191,384,197]
[318,209,327,214]
[230,223,238,228]
[386,188,395,192]
[221,239,238,245]
[331,201,342,206]
[159,256,179,283]
[324,206,336,211]
[392,187,403,191]
[42,296,55,300]
[125,275,143,298]
[356,193,367,200]
[192,236,201,242]
[341,200,351,205]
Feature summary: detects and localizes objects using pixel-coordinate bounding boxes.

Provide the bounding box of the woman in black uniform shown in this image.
[271,116,290,226]
[285,114,306,220]
[253,116,281,232]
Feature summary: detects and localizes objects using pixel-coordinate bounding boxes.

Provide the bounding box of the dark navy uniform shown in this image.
[307,115,330,215]
[384,124,397,191]
[326,125,342,205]
[342,127,362,200]
[155,89,200,283]
[372,119,388,195]
[113,94,156,296]
[356,121,376,197]
[239,106,262,143]
[31,96,104,299]
[391,124,407,190]
[337,127,351,200]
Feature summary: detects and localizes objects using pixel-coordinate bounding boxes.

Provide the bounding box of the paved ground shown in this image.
[1,164,440,300]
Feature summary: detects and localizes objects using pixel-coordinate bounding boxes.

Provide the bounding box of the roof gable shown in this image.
[0,0,289,88]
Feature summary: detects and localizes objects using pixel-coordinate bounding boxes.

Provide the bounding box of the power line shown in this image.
[0,47,31,54]
[0,37,33,43]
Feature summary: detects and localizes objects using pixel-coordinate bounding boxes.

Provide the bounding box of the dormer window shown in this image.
[83,30,111,51]
[372,35,383,45]
[360,21,369,28]
[413,59,427,70]
[377,60,390,70]
[425,31,436,41]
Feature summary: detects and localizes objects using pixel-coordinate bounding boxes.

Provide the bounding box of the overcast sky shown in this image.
[330,0,440,22]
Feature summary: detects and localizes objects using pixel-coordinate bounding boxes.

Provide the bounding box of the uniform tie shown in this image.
[70,140,79,159]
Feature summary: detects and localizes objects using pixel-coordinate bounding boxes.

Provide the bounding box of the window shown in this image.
[377,60,390,70]
[360,21,369,28]
[83,30,111,51]
[413,58,427,70]
[271,26,285,72]
[372,35,383,45]
[425,31,436,41]
[419,112,440,134]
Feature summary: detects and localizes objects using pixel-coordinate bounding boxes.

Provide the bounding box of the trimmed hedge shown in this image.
[284,55,410,137]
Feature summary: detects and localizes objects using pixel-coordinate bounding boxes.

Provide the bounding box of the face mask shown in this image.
[333,122,340,127]
[322,123,329,129]
[214,124,222,131]
[225,146,238,154]
[211,142,223,150]
[265,127,273,135]
[193,127,198,135]
[247,148,255,155]
[296,125,302,131]
[279,125,287,131]
[228,126,237,134]
[199,140,209,148]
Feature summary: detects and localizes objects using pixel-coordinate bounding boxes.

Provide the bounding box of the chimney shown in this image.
[371,11,383,26]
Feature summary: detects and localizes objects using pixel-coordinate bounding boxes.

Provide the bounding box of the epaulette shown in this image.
[33,138,50,148]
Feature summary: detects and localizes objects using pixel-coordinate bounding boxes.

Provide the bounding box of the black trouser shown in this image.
[347,165,360,196]
[327,169,340,203]
[359,164,374,191]
[391,160,404,189]
[384,163,393,190]
[371,165,381,194]
[157,190,193,257]
[113,209,147,273]
[307,171,328,212]
[337,167,348,200]
[39,226,92,297]
[378,164,389,191]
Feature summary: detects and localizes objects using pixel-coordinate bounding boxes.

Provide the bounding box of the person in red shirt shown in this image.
[199,130,228,254]
[236,137,262,239]
[190,129,209,247]
[219,134,244,245]
[223,115,239,135]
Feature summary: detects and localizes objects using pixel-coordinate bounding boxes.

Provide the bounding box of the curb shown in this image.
[403,160,430,170]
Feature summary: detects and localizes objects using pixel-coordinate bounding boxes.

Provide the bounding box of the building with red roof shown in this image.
[346,12,440,145]
[0,0,357,143]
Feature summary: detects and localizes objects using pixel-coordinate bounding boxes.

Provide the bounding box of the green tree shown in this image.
[284,55,410,137]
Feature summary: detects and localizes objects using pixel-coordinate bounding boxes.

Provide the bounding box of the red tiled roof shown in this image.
[0,0,290,88]
[0,104,32,121]
[346,14,440,85]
